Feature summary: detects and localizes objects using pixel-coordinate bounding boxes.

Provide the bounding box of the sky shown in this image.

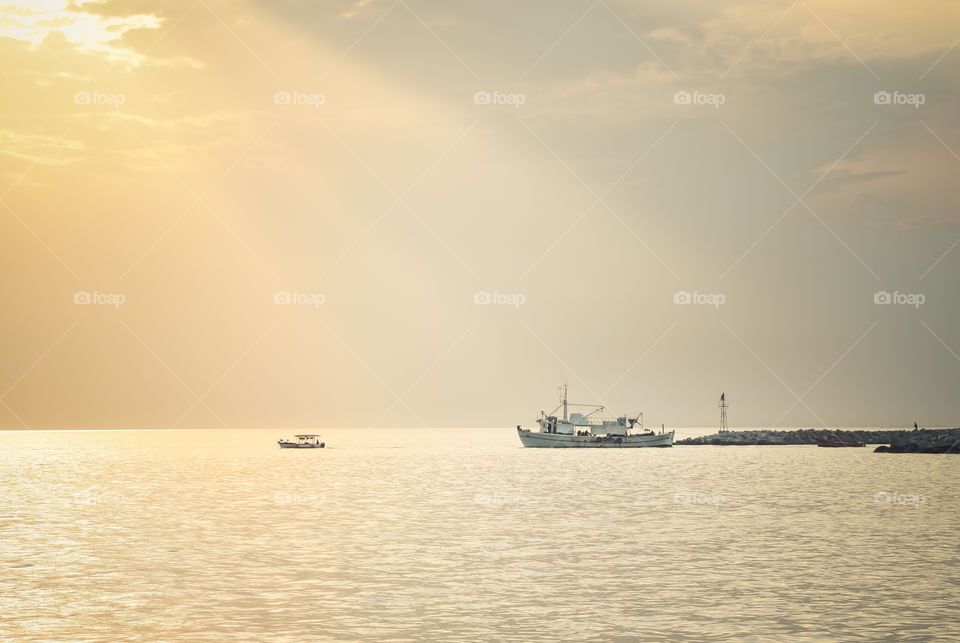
[0,0,958,429]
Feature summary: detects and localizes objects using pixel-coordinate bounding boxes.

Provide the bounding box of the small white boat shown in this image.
[517,385,674,448]
[277,434,325,449]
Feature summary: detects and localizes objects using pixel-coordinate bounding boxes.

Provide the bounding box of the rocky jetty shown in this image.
[677,428,959,449]
[872,428,960,453]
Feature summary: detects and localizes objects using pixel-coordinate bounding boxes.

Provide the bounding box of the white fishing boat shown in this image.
[277,434,325,449]
[517,385,674,448]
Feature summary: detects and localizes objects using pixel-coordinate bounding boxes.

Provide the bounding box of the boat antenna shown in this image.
[562,381,568,422]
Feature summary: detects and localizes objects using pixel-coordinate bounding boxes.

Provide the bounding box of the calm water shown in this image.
[2,428,958,642]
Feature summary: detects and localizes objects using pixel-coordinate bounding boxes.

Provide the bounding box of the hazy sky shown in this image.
[1,0,959,429]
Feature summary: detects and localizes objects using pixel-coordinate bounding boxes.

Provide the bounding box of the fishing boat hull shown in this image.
[517,428,674,448]
[277,442,325,449]
[816,440,864,448]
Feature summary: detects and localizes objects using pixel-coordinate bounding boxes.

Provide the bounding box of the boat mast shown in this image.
[562,382,568,421]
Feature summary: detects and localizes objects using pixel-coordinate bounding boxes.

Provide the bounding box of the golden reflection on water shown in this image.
[1,428,958,641]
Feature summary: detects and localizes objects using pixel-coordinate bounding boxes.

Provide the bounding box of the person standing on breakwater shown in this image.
[914,422,919,430]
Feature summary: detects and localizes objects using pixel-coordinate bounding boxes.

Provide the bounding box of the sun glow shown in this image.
[0,0,161,65]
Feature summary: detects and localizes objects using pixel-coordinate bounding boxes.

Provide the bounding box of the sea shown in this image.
[2,428,957,642]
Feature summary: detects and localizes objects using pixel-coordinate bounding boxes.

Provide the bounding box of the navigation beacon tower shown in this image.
[719,392,729,433]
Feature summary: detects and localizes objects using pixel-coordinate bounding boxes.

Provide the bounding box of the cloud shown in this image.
[339,0,373,20]
[0,128,85,165]
[0,0,162,67]
[707,1,960,71]
[808,168,907,194]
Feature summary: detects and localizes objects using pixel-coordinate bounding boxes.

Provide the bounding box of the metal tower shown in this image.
[719,392,729,433]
